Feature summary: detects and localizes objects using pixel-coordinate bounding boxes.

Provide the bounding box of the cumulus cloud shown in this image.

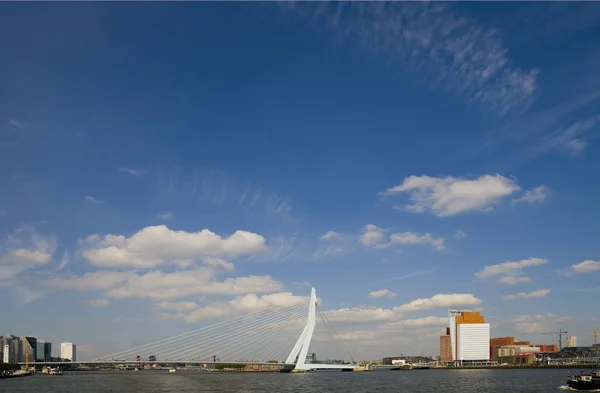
[393,293,482,312]
[512,185,550,204]
[0,226,57,282]
[106,271,283,300]
[563,260,600,276]
[508,313,572,334]
[48,268,283,301]
[394,316,448,328]
[475,257,548,279]
[10,249,52,265]
[323,307,402,324]
[359,225,388,248]
[502,289,550,301]
[383,174,520,216]
[81,225,267,268]
[47,271,134,291]
[185,292,308,322]
[320,231,342,241]
[360,225,445,251]
[368,289,396,298]
[390,232,445,251]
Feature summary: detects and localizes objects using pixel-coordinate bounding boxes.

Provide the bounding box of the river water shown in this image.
[1,369,577,392]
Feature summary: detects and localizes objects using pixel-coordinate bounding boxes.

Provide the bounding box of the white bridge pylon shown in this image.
[286,287,359,371]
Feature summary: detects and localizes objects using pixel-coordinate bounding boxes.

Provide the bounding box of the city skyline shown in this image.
[1,2,600,360]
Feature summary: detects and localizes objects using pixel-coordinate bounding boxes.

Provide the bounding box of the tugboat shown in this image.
[566,369,600,390]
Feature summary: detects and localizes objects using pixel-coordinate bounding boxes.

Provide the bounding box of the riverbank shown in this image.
[431,364,598,370]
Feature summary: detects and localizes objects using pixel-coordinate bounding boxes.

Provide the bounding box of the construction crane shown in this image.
[542,329,568,351]
[582,328,598,345]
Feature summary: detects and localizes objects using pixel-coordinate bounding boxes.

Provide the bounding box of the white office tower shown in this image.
[457,323,491,361]
[566,336,577,347]
[448,310,491,363]
[61,342,77,361]
[3,344,9,363]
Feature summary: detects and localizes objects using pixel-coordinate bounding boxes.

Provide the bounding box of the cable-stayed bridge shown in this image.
[22,288,360,372]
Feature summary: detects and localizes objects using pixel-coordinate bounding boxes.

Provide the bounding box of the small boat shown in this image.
[566,369,600,390]
[169,368,176,373]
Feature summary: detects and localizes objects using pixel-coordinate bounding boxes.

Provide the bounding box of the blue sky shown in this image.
[1,2,600,360]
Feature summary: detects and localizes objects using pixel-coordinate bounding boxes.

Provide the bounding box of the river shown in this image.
[1,369,577,392]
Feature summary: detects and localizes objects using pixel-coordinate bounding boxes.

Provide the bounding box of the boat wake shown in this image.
[559,385,600,392]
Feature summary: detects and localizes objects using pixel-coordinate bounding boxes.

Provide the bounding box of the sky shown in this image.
[1,2,600,361]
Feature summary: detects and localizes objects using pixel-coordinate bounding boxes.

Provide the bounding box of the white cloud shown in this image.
[320,231,342,241]
[84,195,104,204]
[0,226,57,284]
[475,257,548,278]
[10,249,52,264]
[155,301,198,312]
[313,231,353,260]
[47,271,134,291]
[106,270,283,300]
[323,307,402,324]
[185,292,307,322]
[502,289,551,301]
[389,232,445,251]
[508,313,572,334]
[288,2,539,116]
[393,293,482,312]
[8,119,22,128]
[454,230,467,239]
[537,115,600,156]
[497,276,532,285]
[47,268,283,301]
[88,299,109,308]
[396,316,448,328]
[359,225,388,248]
[360,225,444,252]
[564,260,600,276]
[368,289,396,298]
[383,174,520,216]
[512,185,550,204]
[158,212,172,220]
[81,225,267,268]
[119,167,146,176]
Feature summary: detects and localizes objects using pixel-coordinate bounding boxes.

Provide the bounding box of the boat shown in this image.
[371,364,412,371]
[566,369,600,390]
[169,368,176,373]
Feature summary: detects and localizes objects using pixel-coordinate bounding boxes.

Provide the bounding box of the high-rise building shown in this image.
[19,336,37,363]
[36,340,52,362]
[448,310,490,363]
[566,336,577,347]
[1,336,22,363]
[61,342,76,361]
